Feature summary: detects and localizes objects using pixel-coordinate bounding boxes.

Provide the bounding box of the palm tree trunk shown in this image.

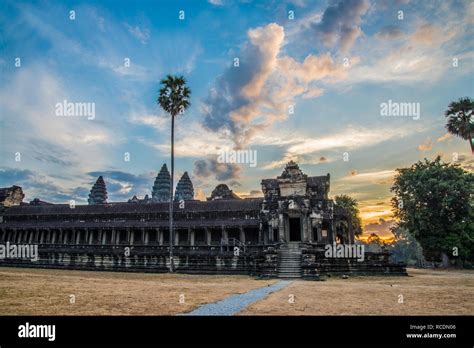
[169,114,175,272]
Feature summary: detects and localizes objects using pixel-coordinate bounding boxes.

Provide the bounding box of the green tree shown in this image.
[335,194,363,237]
[388,226,424,266]
[367,232,384,245]
[391,157,474,266]
[444,97,474,153]
[157,75,191,272]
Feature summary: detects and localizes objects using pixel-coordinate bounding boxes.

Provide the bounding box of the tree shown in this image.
[391,157,474,266]
[387,226,424,266]
[157,75,191,272]
[444,97,474,153]
[334,194,363,237]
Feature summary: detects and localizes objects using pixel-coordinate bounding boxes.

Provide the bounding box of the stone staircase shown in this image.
[278,243,302,279]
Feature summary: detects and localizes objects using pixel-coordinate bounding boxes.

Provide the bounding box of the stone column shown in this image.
[221,226,228,244]
[189,228,194,246]
[302,216,309,242]
[175,230,179,246]
[205,228,211,246]
[83,229,88,245]
[158,229,164,246]
[239,226,246,244]
[144,229,149,245]
[128,229,133,245]
[278,214,285,242]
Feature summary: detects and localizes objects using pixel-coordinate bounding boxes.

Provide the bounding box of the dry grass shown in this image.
[239,268,474,315]
[0,267,276,315]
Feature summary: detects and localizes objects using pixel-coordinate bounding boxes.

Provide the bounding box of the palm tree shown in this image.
[444,97,474,153]
[334,194,363,239]
[157,75,191,272]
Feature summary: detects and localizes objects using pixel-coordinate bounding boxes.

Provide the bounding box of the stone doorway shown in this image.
[289,217,301,241]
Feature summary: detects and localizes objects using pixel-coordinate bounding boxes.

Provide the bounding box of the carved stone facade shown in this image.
[152,164,171,202]
[0,162,405,278]
[88,176,108,205]
[174,172,194,201]
[260,161,352,245]
[0,186,25,207]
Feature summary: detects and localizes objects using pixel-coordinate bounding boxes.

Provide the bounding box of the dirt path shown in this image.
[185,280,291,315]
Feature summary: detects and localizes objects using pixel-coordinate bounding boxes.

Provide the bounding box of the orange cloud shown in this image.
[437,133,452,142]
[418,138,433,152]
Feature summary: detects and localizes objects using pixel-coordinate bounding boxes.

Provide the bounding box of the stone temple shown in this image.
[0,162,406,278]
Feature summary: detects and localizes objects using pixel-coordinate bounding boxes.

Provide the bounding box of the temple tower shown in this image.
[174,171,194,201]
[88,176,108,205]
[152,164,171,202]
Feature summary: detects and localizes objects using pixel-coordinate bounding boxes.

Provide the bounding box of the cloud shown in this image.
[208,0,224,5]
[0,67,121,173]
[0,168,35,185]
[27,139,78,167]
[343,170,396,184]
[138,121,233,158]
[259,124,424,170]
[86,170,157,201]
[374,0,410,11]
[193,158,241,181]
[202,23,347,148]
[0,168,85,203]
[364,218,396,237]
[202,23,284,146]
[17,4,143,78]
[437,133,452,142]
[129,113,169,132]
[375,25,404,40]
[456,155,474,172]
[410,23,455,45]
[310,0,369,53]
[346,12,472,84]
[125,23,150,44]
[418,138,433,152]
[237,189,264,198]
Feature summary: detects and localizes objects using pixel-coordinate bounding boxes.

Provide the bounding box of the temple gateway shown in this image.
[0,162,406,278]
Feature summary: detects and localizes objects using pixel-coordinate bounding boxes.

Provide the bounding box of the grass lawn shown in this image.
[239,268,474,315]
[0,267,276,315]
[1,267,472,315]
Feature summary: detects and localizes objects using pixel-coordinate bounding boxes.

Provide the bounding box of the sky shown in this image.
[0,0,473,238]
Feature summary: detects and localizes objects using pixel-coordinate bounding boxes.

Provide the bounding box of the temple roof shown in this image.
[262,175,329,189]
[307,175,330,187]
[208,184,241,200]
[2,198,264,216]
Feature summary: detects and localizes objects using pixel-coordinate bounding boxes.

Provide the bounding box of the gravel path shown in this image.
[184,280,291,316]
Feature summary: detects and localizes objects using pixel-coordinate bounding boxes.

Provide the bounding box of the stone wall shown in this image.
[301,248,407,279]
[0,244,276,276]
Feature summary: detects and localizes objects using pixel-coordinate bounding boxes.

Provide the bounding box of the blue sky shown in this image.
[0,0,473,236]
